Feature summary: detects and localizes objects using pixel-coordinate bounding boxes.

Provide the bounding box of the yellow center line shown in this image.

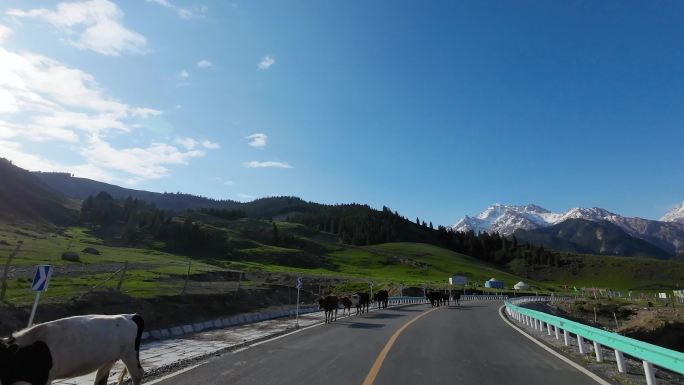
[362,306,441,385]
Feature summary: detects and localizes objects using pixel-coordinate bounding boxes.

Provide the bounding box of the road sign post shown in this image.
[295,277,302,327]
[28,265,52,328]
[369,281,374,308]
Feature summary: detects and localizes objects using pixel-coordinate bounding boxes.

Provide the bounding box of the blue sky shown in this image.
[1,0,683,226]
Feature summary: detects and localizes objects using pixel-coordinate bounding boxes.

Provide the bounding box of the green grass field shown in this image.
[0,224,222,304]
[2,220,683,306]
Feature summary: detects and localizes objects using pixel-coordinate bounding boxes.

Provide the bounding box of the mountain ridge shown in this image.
[513,218,672,259]
[452,203,684,254]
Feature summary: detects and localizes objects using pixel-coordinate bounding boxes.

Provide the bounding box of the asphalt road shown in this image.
[154,301,598,385]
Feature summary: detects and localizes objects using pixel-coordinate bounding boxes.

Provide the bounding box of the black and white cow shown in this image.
[0,314,144,385]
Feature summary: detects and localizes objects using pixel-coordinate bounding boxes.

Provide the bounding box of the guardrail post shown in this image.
[615,350,626,373]
[546,323,552,335]
[643,361,656,385]
[594,341,603,362]
[563,329,569,346]
[554,325,559,340]
[577,335,586,354]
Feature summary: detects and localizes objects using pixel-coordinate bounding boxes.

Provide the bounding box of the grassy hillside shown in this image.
[0,224,222,304]
[507,253,684,290]
[0,159,77,225]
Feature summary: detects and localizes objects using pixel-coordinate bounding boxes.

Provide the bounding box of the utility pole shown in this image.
[1,241,22,302]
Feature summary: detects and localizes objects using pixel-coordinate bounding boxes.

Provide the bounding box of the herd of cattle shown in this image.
[318,290,461,324]
[1,290,462,384]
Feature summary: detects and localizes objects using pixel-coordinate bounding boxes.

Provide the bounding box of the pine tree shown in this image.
[272,223,279,245]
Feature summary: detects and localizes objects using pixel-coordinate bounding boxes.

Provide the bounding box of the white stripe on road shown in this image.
[145,362,208,385]
[497,306,610,385]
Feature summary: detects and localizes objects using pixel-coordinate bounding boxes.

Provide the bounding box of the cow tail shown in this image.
[131,314,145,366]
[115,367,129,385]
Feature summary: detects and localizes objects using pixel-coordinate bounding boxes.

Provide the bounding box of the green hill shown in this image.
[0,159,77,226]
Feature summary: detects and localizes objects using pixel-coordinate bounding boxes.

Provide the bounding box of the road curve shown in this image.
[153,301,598,385]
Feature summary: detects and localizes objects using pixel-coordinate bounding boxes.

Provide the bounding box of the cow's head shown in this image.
[0,339,18,378]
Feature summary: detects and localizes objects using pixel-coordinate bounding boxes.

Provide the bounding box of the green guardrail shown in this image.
[506,301,684,375]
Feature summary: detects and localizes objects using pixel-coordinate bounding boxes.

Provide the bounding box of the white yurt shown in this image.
[514,281,530,290]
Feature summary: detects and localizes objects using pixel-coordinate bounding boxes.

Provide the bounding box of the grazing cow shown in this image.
[354,292,370,314]
[426,291,442,307]
[373,290,389,309]
[318,295,339,324]
[339,296,352,316]
[453,293,461,306]
[0,314,144,385]
[441,293,450,307]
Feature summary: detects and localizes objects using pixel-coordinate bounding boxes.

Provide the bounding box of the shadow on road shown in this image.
[446,305,484,310]
[347,322,385,329]
[366,313,406,319]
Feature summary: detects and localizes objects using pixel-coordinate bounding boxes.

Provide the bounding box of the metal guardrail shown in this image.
[505,296,684,385]
[386,295,509,304]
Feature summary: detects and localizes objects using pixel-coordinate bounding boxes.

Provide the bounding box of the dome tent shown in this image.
[514,281,529,290]
[484,277,504,289]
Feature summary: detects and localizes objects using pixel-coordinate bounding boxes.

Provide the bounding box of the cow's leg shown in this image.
[121,351,144,385]
[94,360,116,385]
[334,308,338,322]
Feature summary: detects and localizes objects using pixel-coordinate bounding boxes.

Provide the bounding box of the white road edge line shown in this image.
[145,362,208,385]
[497,305,611,385]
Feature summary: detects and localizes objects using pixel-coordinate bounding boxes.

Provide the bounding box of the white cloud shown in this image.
[258,55,275,70]
[201,140,220,149]
[0,44,217,184]
[80,135,205,180]
[175,137,220,150]
[179,70,189,78]
[175,137,199,149]
[243,161,292,169]
[196,59,212,69]
[245,133,267,147]
[0,25,12,44]
[6,0,147,56]
[223,180,235,186]
[146,0,207,20]
[238,193,255,201]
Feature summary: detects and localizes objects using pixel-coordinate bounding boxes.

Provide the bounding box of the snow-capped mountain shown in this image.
[451,204,613,235]
[451,203,684,254]
[662,202,684,223]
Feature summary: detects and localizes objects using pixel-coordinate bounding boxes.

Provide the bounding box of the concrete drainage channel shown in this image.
[141,306,319,341]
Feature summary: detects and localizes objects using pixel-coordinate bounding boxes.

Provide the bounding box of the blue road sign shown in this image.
[31,265,52,292]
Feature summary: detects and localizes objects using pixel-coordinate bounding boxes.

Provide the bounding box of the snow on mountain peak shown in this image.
[451,204,616,235]
[662,202,684,223]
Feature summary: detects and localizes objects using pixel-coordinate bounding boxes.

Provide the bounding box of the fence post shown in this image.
[594,341,603,362]
[563,329,569,346]
[643,361,657,385]
[0,241,22,302]
[615,350,626,373]
[234,271,242,298]
[116,261,128,292]
[578,335,586,354]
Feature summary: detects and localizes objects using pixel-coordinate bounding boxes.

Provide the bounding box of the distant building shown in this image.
[449,275,468,286]
[485,278,504,289]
